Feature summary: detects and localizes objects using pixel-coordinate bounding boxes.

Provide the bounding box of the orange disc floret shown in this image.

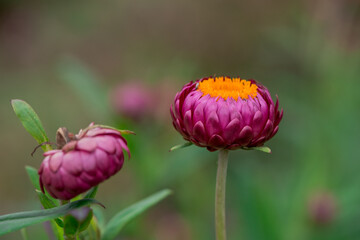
[197,77,258,100]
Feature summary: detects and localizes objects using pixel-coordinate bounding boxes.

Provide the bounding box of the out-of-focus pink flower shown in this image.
[38,124,130,200]
[111,82,155,121]
[308,192,337,225]
[170,77,283,151]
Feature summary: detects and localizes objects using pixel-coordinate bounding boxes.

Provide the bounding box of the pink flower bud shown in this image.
[38,125,130,200]
[110,82,155,121]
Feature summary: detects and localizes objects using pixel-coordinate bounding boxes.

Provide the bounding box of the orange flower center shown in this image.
[197,77,258,100]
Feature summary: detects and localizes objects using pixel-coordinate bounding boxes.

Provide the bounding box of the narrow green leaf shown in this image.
[57,57,110,120]
[102,189,172,240]
[169,142,192,152]
[11,99,49,151]
[84,186,98,199]
[25,166,59,207]
[25,166,41,191]
[0,198,100,236]
[35,190,63,227]
[243,146,272,153]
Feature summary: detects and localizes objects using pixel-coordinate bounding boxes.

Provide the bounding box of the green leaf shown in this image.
[11,99,49,151]
[25,166,41,191]
[0,198,100,236]
[243,146,272,153]
[57,57,110,120]
[169,142,192,152]
[84,186,98,199]
[101,189,172,240]
[25,166,59,206]
[35,190,63,227]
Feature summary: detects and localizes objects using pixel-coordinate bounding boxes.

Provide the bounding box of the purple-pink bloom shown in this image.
[38,125,130,200]
[110,82,155,121]
[170,77,283,151]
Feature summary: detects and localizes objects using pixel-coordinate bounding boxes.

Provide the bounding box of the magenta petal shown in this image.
[268,125,279,139]
[205,111,220,137]
[252,111,264,137]
[50,172,64,191]
[208,134,226,148]
[237,126,253,146]
[193,121,206,143]
[44,150,59,156]
[96,136,116,154]
[262,120,274,138]
[193,101,206,124]
[117,138,131,159]
[63,151,82,176]
[223,118,241,144]
[94,149,110,174]
[49,152,63,173]
[60,170,79,193]
[183,110,193,134]
[77,138,97,152]
[217,102,230,129]
[82,151,97,175]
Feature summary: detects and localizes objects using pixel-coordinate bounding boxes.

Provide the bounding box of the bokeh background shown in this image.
[1,0,360,239]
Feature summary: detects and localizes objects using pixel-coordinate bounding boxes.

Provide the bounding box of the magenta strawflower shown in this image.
[170,76,283,240]
[38,124,130,200]
[170,77,283,151]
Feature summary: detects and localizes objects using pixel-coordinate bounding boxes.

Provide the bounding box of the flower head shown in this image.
[170,77,283,151]
[110,82,155,121]
[308,192,337,225]
[38,124,130,200]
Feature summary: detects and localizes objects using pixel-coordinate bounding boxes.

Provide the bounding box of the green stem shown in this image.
[20,228,28,240]
[215,149,229,240]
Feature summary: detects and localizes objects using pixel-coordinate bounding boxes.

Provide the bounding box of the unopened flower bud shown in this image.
[39,124,130,200]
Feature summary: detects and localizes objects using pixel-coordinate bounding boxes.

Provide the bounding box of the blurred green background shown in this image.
[1,0,360,239]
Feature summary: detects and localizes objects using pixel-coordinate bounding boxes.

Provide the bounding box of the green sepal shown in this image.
[78,209,93,232]
[63,214,79,237]
[0,198,101,236]
[169,142,192,152]
[11,99,50,151]
[242,146,272,153]
[84,186,98,199]
[101,189,172,240]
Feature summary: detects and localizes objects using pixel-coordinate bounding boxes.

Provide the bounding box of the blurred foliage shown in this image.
[0,0,360,239]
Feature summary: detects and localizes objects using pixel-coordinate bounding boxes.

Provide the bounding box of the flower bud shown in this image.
[308,192,337,225]
[38,124,130,200]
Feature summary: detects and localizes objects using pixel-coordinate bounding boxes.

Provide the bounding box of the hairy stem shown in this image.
[215,149,229,240]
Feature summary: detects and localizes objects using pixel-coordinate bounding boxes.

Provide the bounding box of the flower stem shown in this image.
[215,149,229,240]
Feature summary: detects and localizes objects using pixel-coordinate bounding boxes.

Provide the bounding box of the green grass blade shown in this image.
[0,199,100,236]
[101,189,172,240]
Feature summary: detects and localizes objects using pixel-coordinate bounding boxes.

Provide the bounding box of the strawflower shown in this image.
[170,76,283,240]
[38,124,130,200]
